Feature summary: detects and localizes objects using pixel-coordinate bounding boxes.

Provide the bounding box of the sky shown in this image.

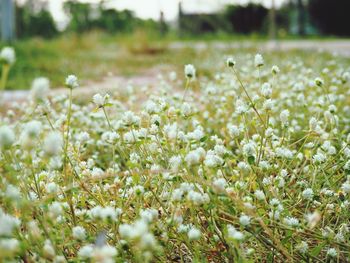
[47,0,286,29]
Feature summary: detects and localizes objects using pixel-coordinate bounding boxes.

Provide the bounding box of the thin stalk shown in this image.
[231,68,266,127]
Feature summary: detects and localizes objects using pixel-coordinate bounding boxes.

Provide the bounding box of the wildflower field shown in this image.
[0,45,350,262]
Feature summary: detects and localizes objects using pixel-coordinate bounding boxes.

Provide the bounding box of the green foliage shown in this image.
[308,0,350,36]
[224,4,268,34]
[16,2,58,39]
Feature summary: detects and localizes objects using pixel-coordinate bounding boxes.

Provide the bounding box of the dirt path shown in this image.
[2,40,350,104]
[2,71,161,104]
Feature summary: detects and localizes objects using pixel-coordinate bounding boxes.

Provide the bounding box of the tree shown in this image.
[224,4,268,34]
[16,1,58,39]
[308,0,350,36]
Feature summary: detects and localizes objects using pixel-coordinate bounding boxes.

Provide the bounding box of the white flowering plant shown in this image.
[0,49,349,262]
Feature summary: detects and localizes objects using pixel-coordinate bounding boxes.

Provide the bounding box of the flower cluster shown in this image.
[0,50,349,262]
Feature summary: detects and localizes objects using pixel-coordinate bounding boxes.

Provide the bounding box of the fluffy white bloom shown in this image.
[261,82,272,98]
[31,77,50,100]
[271,65,280,74]
[280,110,290,125]
[204,150,224,168]
[0,210,21,236]
[122,111,140,126]
[296,241,308,254]
[326,248,337,258]
[212,178,227,194]
[0,46,15,65]
[187,190,210,205]
[49,202,63,218]
[283,216,299,227]
[254,190,265,200]
[169,155,182,172]
[185,147,205,166]
[44,132,63,156]
[78,245,94,259]
[65,75,79,89]
[184,64,196,79]
[341,181,350,193]
[0,125,15,149]
[72,226,86,240]
[119,220,148,240]
[0,238,19,252]
[227,225,244,241]
[46,182,58,194]
[43,239,55,258]
[227,124,241,138]
[92,245,117,262]
[92,93,109,107]
[254,53,264,67]
[239,215,251,226]
[90,206,118,221]
[302,188,314,200]
[187,227,201,240]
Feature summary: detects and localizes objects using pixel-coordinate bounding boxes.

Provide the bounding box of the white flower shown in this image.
[204,150,224,168]
[226,57,236,68]
[43,239,55,258]
[271,65,280,74]
[0,125,15,149]
[0,46,15,65]
[212,178,227,194]
[187,227,201,240]
[280,110,289,125]
[31,77,50,101]
[341,181,350,193]
[326,248,337,258]
[261,82,272,98]
[254,53,264,67]
[296,241,308,254]
[227,225,244,241]
[302,188,314,200]
[78,244,94,259]
[92,93,109,107]
[44,132,63,156]
[24,121,42,137]
[119,220,148,240]
[0,238,19,252]
[72,226,86,240]
[283,216,299,227]
[254,190,265,201]
[184,64,196,79]
[46,182,58,194]
[0,210,21,236]
[239,215,251,226]
[49,202,63,218]
[185,147,205,166]
[92,245,117,262]
[65,75,79,89]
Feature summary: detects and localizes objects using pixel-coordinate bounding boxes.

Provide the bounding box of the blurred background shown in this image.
[0,0,349,90]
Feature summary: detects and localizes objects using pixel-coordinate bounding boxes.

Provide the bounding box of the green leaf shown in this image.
[248,155,255,165]
[104,103,113,107]
[200,136,208,142]
[310,242,325,257]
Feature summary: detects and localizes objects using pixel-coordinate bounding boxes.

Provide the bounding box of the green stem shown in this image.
[231,68,265,127]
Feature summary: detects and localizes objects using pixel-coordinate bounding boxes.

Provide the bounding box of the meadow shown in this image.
[0,39,350,262]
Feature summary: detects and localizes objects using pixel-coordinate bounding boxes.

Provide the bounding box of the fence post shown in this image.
[1,0,16,42]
